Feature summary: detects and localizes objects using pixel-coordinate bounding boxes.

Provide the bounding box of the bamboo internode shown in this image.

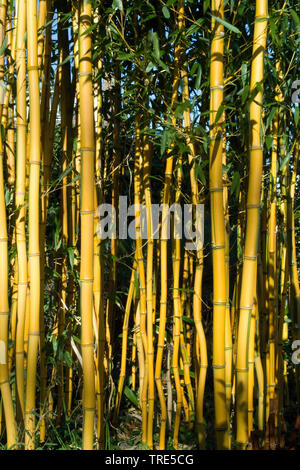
[0,0,297,452]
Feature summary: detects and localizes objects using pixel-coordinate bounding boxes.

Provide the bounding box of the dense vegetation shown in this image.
[0,0,299,450]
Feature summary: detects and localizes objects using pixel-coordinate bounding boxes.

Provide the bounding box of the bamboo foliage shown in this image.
[0,0,298,452]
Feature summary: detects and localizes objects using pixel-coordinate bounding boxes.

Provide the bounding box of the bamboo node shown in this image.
[80,147,95,152]
[78,72,93,78]
[212,245,225,250]
[80,210,94,215]
[209,188,223,193]
[0,380,9,386]
[248,145,263,150]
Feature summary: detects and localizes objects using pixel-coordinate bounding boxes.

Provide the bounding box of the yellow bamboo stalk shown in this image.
[39,0,53,443]
[142,137,155,449]
[94,62,105,448]
[209,0,228,449]
[248,267,257,438]
[172,210,183,450]
[177,161,195,429]
[288,142,300,408]
[0,134,18,449]
[223,145,232,447]
[254,304,264,432]
[105,67,120,368]
[37,0,47,71]
[24,0,41,449]
[135,297,145,408]
[15,0,27,425]
[236,0,268,448]
[154,1,184,450]
[79,0,96,449]
[267,142,277,411]
[134,120,148,445]
[0,2,7,116]
[113,262,137,425]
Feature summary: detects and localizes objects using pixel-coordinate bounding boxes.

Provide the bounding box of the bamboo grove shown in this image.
[0,0,298,451]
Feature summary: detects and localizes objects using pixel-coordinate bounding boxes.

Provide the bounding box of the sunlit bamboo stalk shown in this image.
[236,0,268,448]
[25,0,42,449]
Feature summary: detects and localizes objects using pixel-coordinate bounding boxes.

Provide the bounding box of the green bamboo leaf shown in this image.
[117,52,133,61]
[152,31,160,60]
[162,6,170,19]
[64,351,73,368]
[0,36,8,56]
[265,135,273,150]
[157,57,169,73]
[265,107,277,131]
[230,171,240,199]
[291,9,300,27]
[112,0,123,11]
[124,386,139,408]
[211,14,241,35]
[214,103,224,124]
[280,153,291,171]
[67,247,74,269]
[58,54,74,67]
[194,162,206,185]
[58,165,74,183]
[241,62,247,86]
[195,63,202,89]
[174,100,191,118]
[52,336,58,356]
[294,105,299,127]
[72,335,81,344]
[241,85,249,104]
[203,0,210,14]
[161,130,167,155]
